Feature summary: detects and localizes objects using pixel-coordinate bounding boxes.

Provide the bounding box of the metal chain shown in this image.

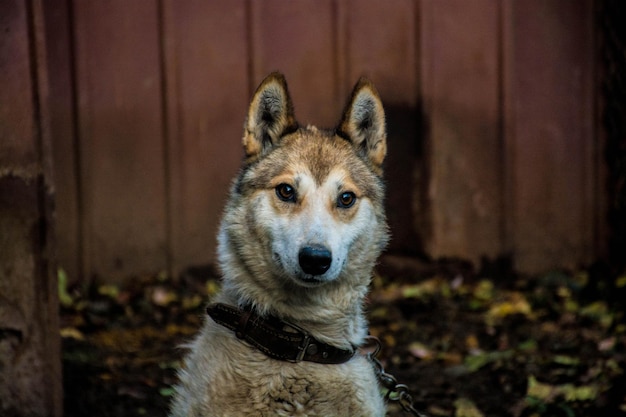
[363,336,429,417]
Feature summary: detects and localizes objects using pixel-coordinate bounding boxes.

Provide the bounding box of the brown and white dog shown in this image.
[169,72,389,416]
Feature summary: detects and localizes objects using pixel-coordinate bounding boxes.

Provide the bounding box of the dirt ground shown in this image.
[60,255,626,417]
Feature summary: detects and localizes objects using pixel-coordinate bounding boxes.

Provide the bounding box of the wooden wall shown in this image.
[1,0,62,414]
[36,0,601,283]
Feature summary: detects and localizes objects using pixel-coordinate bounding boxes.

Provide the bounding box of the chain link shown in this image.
[363,336,429,417]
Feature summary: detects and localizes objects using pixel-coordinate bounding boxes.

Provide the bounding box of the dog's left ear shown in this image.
[337,78,387,173]
[243,72,298,160]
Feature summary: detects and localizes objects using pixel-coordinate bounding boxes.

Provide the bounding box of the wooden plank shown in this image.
[503,0,595,273]
[342,0,422,253]
[420,0,503,263]
[250,0,338,127]
[73,0,167,282]
[0,0,38,171]
[344,0,418,107]
[0,0,62,414]
[42,0,81,283]
[162,0,248,275]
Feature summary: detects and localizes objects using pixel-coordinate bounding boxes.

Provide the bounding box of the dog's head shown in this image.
[218,72,389,308]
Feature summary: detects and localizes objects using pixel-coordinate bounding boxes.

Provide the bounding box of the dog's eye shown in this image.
[337,191,357,208]
[275,183,296,202]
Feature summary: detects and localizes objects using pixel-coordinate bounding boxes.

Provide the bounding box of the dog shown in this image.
[169,72,390,416]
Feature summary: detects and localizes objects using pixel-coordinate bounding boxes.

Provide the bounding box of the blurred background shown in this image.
[1,0,625,416]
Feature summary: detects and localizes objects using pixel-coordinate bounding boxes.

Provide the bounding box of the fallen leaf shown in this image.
[401,278,442,299]
[464,350,514,372]
[408,341,434,360]
[473,280,494,303]
[159,387,175,397]
[561,383,598,401]
[383,333,396,348]
[182,294,203,310]
[98,284,120,299]
[151,286,178,307]
[465,334,480,351]
[485,292,532,326]
[437,352,463,365]
[206,279,221,296]
[454,397,484,417]
[517,339,538,352]
[552,355,580,366]
[58,268,74,308]
[60,327,85,341]
[526,375,599,403]
[579,301,613,328]
[428,404,452,416]
[527,375,557,401]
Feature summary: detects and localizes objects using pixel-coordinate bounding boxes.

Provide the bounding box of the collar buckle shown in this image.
[284,320,312,363]
[294,333,311,362]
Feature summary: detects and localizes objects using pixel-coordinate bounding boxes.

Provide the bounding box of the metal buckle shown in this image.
[295,333,311,362]
[284,320,311,363]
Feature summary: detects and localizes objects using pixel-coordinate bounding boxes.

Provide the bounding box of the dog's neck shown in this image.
[215,275,370,350]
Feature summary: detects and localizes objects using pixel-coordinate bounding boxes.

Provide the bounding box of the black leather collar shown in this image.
[206,303,356,364]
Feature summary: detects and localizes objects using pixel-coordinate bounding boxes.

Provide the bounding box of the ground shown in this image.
[60,256,626,417]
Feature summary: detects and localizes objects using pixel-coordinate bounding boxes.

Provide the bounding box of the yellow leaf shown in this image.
[98,284,120,299]
[465,334,480,351]
[561,384,598,401]
[182,294,203,310]
[454,397,484,417]
[485,292,532,326]
[57,268,74,308]
[526,375,599,403]
[206,279,221,296]
[60,327,84,341]
[580,301,613,328]
[401,278,441,299]
[473,280,494,302]
[527,375,556,401]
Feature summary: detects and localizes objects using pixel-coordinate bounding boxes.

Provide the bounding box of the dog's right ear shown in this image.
[243,72,298,160]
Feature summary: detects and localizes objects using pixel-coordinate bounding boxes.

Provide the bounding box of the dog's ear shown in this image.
[337,78,387,173]
[243,72,298,159]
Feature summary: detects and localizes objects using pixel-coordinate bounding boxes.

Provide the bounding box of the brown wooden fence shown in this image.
[1,1,63,414]
[18,0,602,284]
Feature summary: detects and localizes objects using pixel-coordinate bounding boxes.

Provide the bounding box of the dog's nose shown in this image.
[298,245,332,276]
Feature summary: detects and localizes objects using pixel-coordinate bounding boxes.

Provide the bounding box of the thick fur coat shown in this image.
[169,72,390,416]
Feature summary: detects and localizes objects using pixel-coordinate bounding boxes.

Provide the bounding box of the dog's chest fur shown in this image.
[173,324,384,416]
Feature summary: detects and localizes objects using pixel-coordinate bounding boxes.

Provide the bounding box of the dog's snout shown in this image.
[298,245,332,276]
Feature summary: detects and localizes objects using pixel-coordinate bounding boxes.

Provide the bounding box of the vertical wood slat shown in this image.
[342,0,422,252]
[250,0,339,128]
[73,0,167,282]
[0,0,38,170]
[42,0,80,283]
[344,0,418,107]
[162,0,248,274]
[420,0,503,263]
[0,0,62,414]
[503,0,596,272]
